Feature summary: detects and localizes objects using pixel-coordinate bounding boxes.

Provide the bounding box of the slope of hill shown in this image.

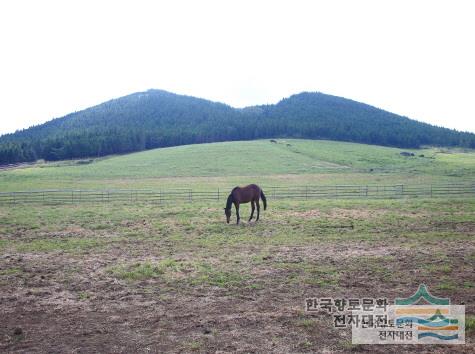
[1,89,474,164]
[1,139,474,191]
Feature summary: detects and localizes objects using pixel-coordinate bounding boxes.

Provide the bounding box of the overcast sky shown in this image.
[0,0,474,136]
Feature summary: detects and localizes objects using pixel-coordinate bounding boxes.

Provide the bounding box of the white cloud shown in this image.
[0,0,474,135]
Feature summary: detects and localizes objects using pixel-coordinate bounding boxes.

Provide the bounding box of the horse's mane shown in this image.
[225,193,234,210]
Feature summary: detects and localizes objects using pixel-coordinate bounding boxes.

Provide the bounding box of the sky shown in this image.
[0,0,474,136]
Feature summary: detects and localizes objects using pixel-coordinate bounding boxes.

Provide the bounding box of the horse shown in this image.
[224,184,267,224]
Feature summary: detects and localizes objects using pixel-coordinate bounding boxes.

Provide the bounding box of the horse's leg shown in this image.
[256,199,260,221]
[249,201,255,221]
[235,202,240,224]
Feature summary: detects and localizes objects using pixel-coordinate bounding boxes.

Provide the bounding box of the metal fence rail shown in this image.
[0,183,474,205]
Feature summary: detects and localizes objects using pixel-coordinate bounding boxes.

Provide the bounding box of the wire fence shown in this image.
[0,182,474,205]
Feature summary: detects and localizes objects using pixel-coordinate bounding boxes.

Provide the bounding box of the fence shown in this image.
[0,182,474,205]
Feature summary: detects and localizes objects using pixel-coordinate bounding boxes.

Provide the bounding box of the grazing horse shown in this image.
[224,184,267,224]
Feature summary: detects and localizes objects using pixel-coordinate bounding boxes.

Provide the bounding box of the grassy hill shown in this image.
[2,89,475,164]
[0,139,474,191]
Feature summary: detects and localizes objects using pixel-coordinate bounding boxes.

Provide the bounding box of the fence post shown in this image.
[305,186,308,200]
[430,184,433,198]
[189,190,192,202]
[273,187,276,200]
[71,191,74,204]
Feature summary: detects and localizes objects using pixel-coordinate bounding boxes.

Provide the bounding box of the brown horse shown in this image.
[224,184,267,224]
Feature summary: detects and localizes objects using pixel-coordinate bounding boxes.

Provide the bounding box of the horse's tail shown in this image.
[260,190,267,210]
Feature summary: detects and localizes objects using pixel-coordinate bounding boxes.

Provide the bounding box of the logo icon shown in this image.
[394,284,463,343]
[351,284,465,344]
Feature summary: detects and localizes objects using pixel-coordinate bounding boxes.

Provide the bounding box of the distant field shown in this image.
[0,139,474,191]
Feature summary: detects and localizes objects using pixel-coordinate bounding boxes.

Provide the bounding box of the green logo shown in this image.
[395,284,449,306]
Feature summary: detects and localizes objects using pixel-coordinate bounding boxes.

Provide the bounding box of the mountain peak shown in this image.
[0,90,474,164]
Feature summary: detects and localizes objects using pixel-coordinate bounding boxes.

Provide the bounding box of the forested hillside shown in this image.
[1,89,474,164]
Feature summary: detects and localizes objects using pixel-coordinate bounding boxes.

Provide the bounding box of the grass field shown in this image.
[1,139,474,352]
[1,139,475,191]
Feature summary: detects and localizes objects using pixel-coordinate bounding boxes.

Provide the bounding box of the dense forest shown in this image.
[1,89,474,164]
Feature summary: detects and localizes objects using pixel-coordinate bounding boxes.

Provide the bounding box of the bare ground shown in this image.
[0,201,474,353]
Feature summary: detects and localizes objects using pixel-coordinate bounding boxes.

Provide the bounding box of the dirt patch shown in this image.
[284,208,389,219]
[1,245,473,353]
[266,244,402,263]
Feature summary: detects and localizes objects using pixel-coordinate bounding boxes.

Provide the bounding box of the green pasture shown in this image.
[1,139,474,191]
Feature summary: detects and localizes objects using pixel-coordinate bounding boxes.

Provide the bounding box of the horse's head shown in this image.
[224,208,231,224]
